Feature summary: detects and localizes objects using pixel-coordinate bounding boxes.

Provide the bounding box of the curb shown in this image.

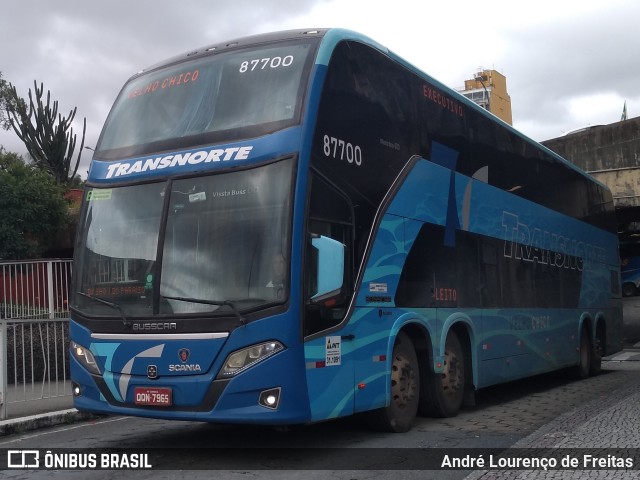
[0,409,96,437]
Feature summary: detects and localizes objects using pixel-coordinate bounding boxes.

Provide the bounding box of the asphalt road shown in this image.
[2,359,639,480]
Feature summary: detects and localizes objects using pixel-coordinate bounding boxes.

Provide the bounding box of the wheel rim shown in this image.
[442,347,463,398]
[391,352,417,409]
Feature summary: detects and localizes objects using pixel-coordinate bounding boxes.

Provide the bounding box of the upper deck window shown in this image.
[96,40,316,160]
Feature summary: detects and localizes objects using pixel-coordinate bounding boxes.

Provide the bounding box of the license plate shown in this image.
[134,387,172,406]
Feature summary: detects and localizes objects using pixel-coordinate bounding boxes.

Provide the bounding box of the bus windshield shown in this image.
[72,158,294,318]
[95,40,315,160]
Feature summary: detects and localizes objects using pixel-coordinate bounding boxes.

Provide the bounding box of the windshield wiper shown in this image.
[77,291,130,327]
[161,295,246,326]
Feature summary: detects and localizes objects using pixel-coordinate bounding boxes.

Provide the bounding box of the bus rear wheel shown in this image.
[622,282,637,297]
[590,335,602,376]
[367,332,419,433]
[420,331,465,418]
[572,327,592,379]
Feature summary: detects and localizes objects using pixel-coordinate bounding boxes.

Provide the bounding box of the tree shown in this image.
[4,80,86,185]
[0,149,68,259]
[0,72,21,131]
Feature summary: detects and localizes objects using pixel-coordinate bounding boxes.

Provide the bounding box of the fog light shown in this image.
[72,382,82,397]
[259,387,281,410]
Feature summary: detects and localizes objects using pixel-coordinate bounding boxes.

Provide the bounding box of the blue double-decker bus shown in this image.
[70,29,622,432]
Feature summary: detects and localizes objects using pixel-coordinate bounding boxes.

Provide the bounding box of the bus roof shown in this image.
[131,27,608,192]
[136,29,329,76]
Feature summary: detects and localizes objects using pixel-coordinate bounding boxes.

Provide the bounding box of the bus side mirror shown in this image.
[310,235,345,303]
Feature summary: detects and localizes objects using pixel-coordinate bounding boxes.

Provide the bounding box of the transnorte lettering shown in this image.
[502,211,606,271]
[105,146,253,178]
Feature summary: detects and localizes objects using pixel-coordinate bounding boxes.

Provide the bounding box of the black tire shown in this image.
[622,282,637,297]
[572,327,592,379]
[590,334,602,376]
[366,332,419,433]
[420,331,465,418]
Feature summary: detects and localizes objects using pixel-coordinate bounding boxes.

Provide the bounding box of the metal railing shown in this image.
[0,259,73,420]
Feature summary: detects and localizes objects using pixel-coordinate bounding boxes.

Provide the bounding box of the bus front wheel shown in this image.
[420,331,465,418]
[367,332,419,433]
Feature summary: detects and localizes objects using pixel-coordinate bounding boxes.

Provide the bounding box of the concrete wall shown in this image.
[542,117,640,208]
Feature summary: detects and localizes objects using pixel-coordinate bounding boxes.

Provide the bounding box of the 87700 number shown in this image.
[323,135,362,166]
[239,56,294,72]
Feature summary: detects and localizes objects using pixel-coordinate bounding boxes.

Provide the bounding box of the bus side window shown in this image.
[304,175,353,336]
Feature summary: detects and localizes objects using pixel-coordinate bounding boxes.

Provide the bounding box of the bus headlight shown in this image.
[71,341,101,375]
[218,341,284,378]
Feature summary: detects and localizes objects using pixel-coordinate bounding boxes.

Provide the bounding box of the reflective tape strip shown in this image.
[306,361,326,369]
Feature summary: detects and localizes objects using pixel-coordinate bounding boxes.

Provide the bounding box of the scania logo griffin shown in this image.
[178,348,190,363]
[132,322,177,331]
[105,146,254,179]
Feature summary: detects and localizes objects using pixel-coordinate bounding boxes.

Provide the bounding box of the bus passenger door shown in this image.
[303,174,356,421]
[303,236,355,421]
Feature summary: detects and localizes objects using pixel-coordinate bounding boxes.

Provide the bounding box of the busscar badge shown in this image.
[147,365,158,379]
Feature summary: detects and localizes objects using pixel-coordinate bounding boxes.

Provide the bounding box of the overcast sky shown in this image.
[1,0,638,177]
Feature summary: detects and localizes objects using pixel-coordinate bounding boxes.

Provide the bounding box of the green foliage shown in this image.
[0,149,69,259]
[0,72,20,131]
[4,79,85,185]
